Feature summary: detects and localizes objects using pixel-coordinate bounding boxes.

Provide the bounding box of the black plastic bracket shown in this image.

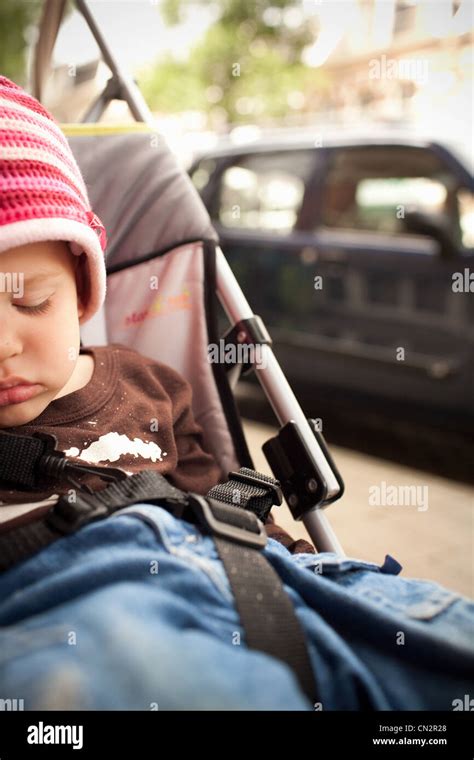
[220,315,272,376]
[262,419,345,519]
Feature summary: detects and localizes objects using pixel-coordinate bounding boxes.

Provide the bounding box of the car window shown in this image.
[320,146,466,246]
[190,158,217,193]
[216,150,316,234]
[457,188,474,248]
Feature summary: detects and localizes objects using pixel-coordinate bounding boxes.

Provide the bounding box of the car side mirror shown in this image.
[403,209,458,258]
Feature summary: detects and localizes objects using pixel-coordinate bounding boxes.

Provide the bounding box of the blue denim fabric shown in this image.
[0,503,472,710]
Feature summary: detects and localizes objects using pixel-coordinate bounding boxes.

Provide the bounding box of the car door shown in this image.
[191,143,473,419]
[299,143,474,418]
[193,146,331,380]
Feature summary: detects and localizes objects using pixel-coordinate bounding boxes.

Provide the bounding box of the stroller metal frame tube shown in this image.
[215,247,345,555]
[75,0,153,125]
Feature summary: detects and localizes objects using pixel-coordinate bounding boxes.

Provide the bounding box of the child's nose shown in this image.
[0,324,22,363]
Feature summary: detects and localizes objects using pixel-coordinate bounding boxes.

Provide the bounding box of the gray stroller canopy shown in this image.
[69,128,217,266]
[71,126,245,482]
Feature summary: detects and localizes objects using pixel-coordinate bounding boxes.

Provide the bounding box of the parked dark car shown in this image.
[189,132,474,426]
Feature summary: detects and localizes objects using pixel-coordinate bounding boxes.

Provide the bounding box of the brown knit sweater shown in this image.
[0,344,314,554]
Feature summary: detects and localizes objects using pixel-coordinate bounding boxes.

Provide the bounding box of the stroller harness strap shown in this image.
[0,433,317,704]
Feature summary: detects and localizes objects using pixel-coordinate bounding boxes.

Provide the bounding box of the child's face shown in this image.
[0,240,86,428]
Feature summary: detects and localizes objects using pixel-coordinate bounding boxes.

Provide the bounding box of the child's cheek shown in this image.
[31,319,79,388]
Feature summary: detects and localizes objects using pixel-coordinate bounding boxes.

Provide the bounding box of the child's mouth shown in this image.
[0,383,43,407]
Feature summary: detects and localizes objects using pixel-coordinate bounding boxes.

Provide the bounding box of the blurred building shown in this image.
[301,0,473,149]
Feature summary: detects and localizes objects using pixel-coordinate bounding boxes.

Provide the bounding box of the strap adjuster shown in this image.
[188,494,267,549]
[228,470,283,506]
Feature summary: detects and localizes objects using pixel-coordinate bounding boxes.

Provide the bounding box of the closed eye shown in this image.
[15,298,52,315]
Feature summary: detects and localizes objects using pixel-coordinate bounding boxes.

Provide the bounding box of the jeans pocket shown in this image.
[293,552,458,621]
[293,552,382,582]
[355,576,459,621]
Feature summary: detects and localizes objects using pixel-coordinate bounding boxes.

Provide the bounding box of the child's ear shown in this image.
[77,292,85,319]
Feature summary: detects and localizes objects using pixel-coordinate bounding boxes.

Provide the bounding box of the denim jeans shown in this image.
[0,503,472,710]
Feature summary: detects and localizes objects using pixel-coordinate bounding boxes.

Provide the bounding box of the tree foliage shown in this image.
[139,0,327,124]
[0,0,43,86]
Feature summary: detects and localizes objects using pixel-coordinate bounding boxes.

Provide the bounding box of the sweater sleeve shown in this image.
[264,511,316,554]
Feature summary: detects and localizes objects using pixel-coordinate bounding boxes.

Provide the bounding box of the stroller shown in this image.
[0,0,346,703]
[27,0,345,556]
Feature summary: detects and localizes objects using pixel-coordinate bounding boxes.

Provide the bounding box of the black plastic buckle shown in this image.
[33,432,128,494]
[45,494,109,535]
[187,493,267,549]
[228,470,283,506]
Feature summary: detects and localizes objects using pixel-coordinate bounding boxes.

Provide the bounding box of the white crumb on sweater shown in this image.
[64,432,166,465]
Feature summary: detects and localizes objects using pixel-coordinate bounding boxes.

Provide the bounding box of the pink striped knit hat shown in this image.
[0,76,107,324]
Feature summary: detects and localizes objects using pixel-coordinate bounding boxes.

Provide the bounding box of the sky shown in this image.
[53,0,219,73]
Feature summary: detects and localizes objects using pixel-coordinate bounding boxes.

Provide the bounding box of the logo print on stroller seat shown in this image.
[124,289,191,327]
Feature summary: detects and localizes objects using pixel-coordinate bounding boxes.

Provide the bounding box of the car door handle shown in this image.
[318,249,348,263]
